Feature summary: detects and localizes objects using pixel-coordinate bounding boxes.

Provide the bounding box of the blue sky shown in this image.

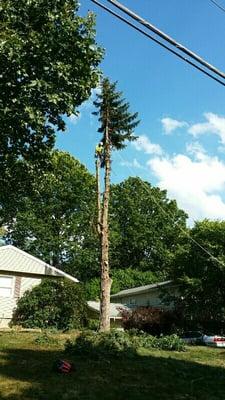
[56,0,225,223]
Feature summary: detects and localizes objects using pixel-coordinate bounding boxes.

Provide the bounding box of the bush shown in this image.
[137,334,185,351]
[121,307,180,335]
[87,319,99,331]
[12,279,88,330]
[65,330,136,358]
[65,330,185,358]
[34,331,59,346]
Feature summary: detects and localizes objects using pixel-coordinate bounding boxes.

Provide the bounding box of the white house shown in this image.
[87,300,128,328]
[0,245,78,328]
[110,280,178,309]
[87,281,179,328]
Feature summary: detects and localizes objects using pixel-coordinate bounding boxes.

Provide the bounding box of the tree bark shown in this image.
[99,123,112,332]
[95,158,101,236]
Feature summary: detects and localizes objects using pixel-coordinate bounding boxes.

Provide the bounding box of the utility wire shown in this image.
[91,0,225,86]
[116,152,224,268]
[107,0,225,80]
[91,0,225,87]
[209,0,225,13]
[90,0,225,87]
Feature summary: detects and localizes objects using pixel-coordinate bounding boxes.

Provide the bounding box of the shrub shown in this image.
[137,334,185,351]
[121,307,180,335]
[65,330,185,358]
[65,330,136,358]
[12,278,88,330]
[158,334,185,351]
[87,319,99,331]
[34,331,59,346]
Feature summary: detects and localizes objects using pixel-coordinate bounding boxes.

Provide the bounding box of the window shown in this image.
[0,276,14,297]
[129,298,136,306]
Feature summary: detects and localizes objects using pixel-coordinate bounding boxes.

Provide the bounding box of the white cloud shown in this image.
[189,112,225,144]
[161,117,188,134]
[119,158,146,170]
[186,141,206,161]
[132,135,163,155]
[148,152,225,223]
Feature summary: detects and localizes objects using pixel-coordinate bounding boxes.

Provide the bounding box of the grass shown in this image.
[0,331,225,399]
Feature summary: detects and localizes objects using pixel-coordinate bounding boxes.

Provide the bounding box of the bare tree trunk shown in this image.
[95,158,101,236]
[99,123,112,332]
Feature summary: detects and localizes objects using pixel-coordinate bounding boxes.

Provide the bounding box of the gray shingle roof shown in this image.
[0,245,79,283]
[110,280,172,298]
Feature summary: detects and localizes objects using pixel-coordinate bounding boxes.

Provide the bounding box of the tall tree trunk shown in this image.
[99,123,112,332]
[95,158,101,236]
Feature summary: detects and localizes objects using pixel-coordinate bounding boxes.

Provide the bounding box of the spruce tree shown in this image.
[93,78,139,331]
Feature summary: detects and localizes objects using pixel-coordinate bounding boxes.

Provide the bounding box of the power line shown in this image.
[90,0,225,87]
[107,0,225,80]
[209,0,225,13]
[116,152,224,268]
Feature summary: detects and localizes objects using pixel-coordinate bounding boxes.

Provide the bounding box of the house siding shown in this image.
[0,276,41,328]
[0,246,78,328]
[112,286,179,310]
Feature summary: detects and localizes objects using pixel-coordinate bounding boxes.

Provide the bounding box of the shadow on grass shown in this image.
[0,346,225,400]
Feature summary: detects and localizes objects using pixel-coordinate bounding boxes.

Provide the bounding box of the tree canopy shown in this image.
[85,268,159,300]
[109,177,188,276]
[6,151,99,281]
[172,220,225,332]
[0,0,102,162]
[93,78,139,150]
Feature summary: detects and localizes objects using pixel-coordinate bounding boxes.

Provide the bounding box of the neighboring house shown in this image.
[0,245,78,328]
[87,301,128,328]
[111,280,179,310]
[87,281,179,328]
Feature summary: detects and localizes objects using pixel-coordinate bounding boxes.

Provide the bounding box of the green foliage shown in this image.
[12,279,87,330]
[172,220,225,332]
[34,331,59,346]
[85,268,159,300]
[121,307,180,336]
[0,1,102,225]
[6,151,99,281]
[65,330,185,358]
[93,78,139,151]
[136,333,186,352]
[110,268,159,294]
[0,0,102,163]
[109,177,188,274]
[87,319,99,331]
[85,277,100,300]
[65,330,136,358]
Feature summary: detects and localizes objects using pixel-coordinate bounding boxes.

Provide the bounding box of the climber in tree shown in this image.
[95,142,105,167]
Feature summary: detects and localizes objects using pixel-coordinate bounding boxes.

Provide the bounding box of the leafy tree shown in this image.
[12,278,87,329]
[6,151,99,281]
[121,307,180,335]
[109,177,188,275]
[0,0,102,205]
[93,78,139,331]
[172,220,225,332]
[85,268,160,300]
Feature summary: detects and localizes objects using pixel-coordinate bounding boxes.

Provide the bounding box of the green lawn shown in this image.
[0,331,225,400]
